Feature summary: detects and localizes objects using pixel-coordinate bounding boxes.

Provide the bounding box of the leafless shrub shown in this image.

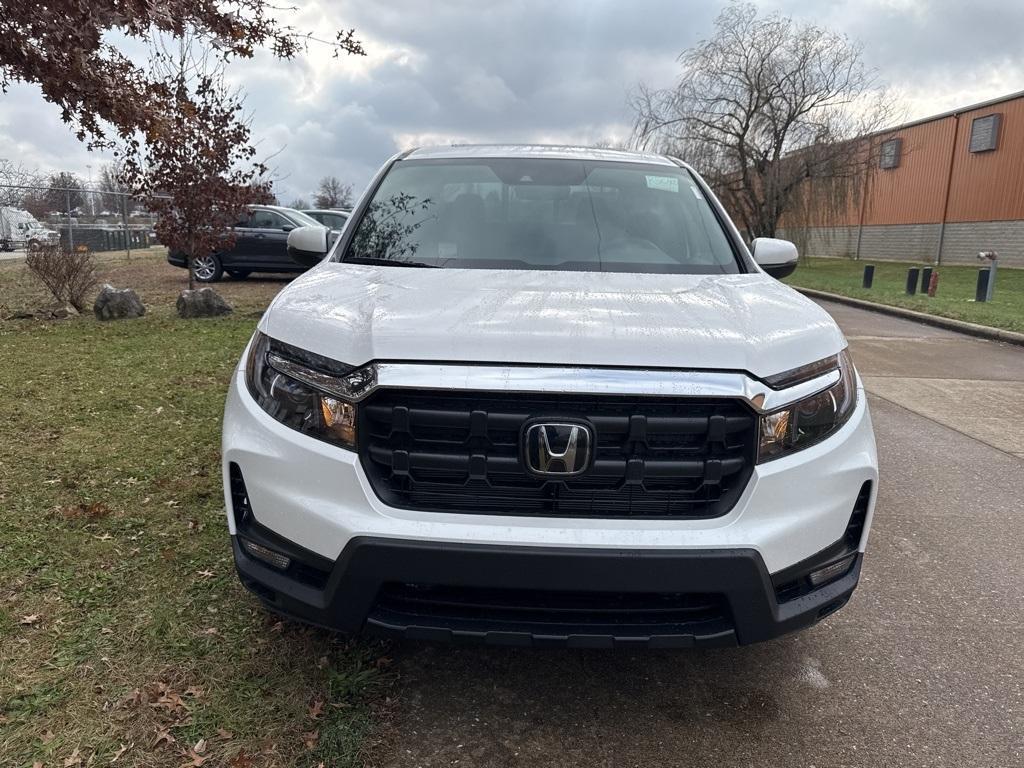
[25,244,98,312]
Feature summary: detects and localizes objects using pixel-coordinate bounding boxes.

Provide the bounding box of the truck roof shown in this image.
[404,144,678,166]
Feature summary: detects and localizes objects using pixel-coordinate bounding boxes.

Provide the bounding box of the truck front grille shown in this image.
[358,390,756,519]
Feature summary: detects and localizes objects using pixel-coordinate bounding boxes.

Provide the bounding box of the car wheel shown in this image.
[191,254,223,283]
[28,239,41,252]
[227,270,251,280]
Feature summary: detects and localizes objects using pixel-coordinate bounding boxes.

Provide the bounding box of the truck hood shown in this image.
[260,263,846,378]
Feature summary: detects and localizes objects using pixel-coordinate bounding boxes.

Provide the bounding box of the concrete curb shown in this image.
[795,287,1024,347]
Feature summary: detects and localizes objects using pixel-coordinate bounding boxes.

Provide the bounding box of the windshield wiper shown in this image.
[344,256,440,268]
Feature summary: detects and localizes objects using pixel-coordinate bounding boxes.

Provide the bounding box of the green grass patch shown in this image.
[1,253,389,767]
[784,257,1024,333]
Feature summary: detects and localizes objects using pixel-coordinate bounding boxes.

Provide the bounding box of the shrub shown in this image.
[25,244,98,313]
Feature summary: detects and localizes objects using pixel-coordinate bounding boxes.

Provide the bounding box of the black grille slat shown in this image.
[358,390,757,519]
[373,583,730,628]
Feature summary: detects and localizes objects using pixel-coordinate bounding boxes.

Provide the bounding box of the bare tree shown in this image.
[120,38,271,290]
[314,176,354,209]
[0,160,46,208]
[632,2,898,242]
[288,196,310,210]
[97,162,136,214]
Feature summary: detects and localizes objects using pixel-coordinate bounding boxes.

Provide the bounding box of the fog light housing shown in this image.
[808,553,856,587]
[241,538,292,570]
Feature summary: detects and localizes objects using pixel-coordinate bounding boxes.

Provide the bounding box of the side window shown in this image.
[234,212,252,228]
[250,210,290,229]
[328,213,349,228]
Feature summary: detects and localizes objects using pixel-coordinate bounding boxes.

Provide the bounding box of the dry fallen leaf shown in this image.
[64,748,82,767]
[153,729,176,749]
[181,751,208,767]
[41,728,55,743]
[308,699,324,720]
[193,739,207,754]
[228,749,254,768]
[302,730,319,750]
[111,742,132,763]
[216,728,234,740]
[197,569,214,579]
[19,614,40,626]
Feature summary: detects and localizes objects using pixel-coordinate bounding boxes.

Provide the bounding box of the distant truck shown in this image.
[0,207,60,251]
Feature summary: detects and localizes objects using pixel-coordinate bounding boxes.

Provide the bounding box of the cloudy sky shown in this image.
[2,0,1022,203]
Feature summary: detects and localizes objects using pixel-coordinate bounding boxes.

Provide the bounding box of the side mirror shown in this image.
[752,237,799,279]
[287,226,329,267]
[280,224,295,233]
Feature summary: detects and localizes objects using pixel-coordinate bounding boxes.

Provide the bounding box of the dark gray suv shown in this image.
[167,205,335,282]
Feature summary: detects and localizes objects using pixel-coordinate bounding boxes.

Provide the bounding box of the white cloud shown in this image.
[2,0,1020,203]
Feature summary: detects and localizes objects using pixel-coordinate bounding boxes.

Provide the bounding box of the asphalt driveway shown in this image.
[371,301,1024,768]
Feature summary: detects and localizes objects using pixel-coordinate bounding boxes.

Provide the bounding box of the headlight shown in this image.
[245,332,360,450]
[758,350,857,463]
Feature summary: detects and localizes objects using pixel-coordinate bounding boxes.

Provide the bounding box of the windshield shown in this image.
[285,209,325,228]
[341,158,740,273]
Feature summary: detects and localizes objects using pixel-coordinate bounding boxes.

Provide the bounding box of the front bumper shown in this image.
[223,358,877,646]
[232,532,863,647]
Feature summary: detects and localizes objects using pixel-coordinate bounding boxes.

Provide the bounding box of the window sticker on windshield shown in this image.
[645,175,679,193]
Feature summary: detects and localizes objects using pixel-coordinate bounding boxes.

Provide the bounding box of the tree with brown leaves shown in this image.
[120,41,270,290]
[0,2,363,150]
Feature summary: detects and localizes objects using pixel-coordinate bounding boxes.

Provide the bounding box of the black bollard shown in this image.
[976,269,990,302]
[862,265,875,289]
[906,268,919,295]
[920,267,933,294]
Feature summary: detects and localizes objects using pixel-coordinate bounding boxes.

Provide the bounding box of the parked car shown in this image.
[166,205,335,282]
[224,145,878,648]
[302,208,351,229]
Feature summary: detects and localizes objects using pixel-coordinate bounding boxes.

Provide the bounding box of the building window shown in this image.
[969,114,1001,153]
[879,138,902,169]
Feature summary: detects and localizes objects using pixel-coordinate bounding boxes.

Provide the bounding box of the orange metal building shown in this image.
[792,90,1024,267]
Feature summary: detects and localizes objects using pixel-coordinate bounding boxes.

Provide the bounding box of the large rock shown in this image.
[93,284,145,320]
[176,287,233,318]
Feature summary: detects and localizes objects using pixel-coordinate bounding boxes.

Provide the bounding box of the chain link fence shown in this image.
[0,183,161,260]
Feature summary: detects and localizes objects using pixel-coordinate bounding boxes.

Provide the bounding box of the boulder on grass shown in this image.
[176,287,233,319]
[93,284,145,320]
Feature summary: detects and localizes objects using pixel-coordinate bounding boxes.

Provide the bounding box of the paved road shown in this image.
[0,248,26,261]
[374,301,1023,768]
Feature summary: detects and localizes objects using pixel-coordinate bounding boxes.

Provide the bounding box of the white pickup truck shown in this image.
[222,144,878,648]
[0,207,60,251]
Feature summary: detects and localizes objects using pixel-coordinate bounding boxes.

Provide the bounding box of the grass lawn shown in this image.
[783,257,1024,334]
[0,251,391,767]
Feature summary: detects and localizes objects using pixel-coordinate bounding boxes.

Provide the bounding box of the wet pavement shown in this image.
[373,300,1024,768]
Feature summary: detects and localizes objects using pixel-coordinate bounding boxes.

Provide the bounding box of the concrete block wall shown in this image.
[780,222,1024,267]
